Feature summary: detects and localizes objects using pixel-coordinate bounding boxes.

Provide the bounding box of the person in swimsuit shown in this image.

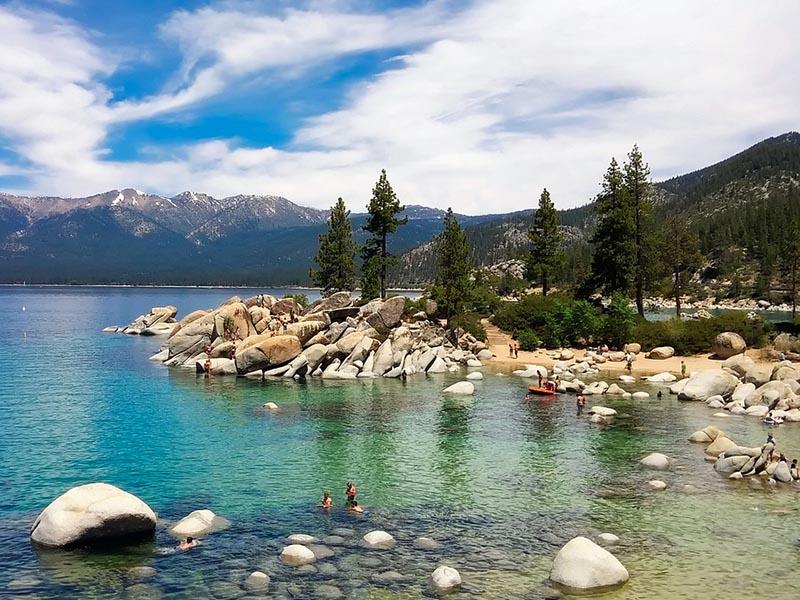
[576,393,585,416]
[321,490,332,510]
[348,500,364,513]
[178,537,198,551]
[345,482,357,508]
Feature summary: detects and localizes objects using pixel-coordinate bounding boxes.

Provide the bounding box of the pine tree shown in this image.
[361,169,407,299]
[664,215,702,317]
[526,188,563,296]
[310,197,357,296]
[781,218,800,319]
[591,158,635,295]
[432,208,473,319]
[623,144,656,316]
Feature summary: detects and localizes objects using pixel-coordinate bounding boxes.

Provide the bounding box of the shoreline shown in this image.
[486,346,772,377]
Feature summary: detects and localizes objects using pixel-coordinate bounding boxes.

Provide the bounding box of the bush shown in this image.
[283,293,309,308]
[633,312,771,355]
[516,329,541,351]
[449,311,487,341]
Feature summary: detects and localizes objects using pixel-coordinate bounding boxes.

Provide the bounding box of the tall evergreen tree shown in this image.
[623,144,656,316]
[310,197,357,295]
[781,218,800,319]
[526,188,563,296]
[361,169,407,299]
[591,158,635,295]
[432,208,473,319]
[664,215,702,317]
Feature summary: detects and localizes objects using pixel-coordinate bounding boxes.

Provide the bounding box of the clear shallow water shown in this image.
[1,286,800,599]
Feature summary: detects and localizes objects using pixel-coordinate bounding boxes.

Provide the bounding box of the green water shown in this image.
[1,287,799,599]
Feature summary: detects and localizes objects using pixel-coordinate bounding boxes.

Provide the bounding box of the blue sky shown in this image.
[0,1,798,212]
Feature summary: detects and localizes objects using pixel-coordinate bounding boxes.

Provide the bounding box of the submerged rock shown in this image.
[362,530,395,549]
[430,565,462,593]
[31,483,156,547]
[442,381,474,395]
[280,544,316,566]
[640,453,671,470]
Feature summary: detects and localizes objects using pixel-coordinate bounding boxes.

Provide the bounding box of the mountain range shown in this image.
[1,132,798,287]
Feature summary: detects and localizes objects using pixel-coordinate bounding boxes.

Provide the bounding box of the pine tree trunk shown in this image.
[674,269,681,318]
[380,232,387,299]
[793,264,797,321]
[542,271,548,297]
[635,202,644,317]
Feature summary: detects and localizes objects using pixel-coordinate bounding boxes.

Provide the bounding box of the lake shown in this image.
[1,286,798,599]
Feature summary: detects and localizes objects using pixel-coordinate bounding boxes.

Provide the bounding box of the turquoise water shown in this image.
[2,286,800,599]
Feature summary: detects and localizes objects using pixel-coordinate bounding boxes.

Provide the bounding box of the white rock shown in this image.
[442,381,474,395]
[287,533,318,545]
[640,453,671,470]
[597,533,619,545]
[678,371,739,402]
[645,372,676,383]
[619,375,636,383]
[632,391,650,400]
[264,402,279,411]
[170,509,228,537]
[590,406,617,417]
[430,566,462,592]
[362,530,395,549]
[466,372,483,381]
[245,571,270,591]
[280,544,316,565]
[30,483,156,547]
[466,359,482,368]
[648,479,667,490]
[550,536,629,591]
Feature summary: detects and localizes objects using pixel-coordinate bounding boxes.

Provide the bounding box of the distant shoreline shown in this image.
[0,283,425,292]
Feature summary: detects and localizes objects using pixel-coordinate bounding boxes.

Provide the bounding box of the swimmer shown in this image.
[321,489,332,510]
[178,537,199,551]
[348,500,364,513]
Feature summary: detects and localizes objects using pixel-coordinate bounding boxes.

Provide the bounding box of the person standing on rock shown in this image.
[681,361,687,379]
[514,342,520,358]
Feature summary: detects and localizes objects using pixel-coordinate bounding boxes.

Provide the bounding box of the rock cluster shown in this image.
[135,292,493,379]
[672,357,800,422]
[103,306,177,336]
[689,425,798,484]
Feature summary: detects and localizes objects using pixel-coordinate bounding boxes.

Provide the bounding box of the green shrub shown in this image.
[449,311,487,341]
[516,329,541,351]
[601,291,637,348]
[633,312,770,354]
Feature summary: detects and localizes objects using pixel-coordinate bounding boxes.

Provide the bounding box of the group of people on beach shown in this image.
[320,482,363,513]
[508,342,520,358]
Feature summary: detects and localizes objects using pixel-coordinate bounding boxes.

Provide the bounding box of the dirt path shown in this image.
[482,319,770,376]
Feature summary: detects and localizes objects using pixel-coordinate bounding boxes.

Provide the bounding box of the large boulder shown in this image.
[169,310,209,339]
[272,298,305,316]
[30,483,156,547]
[366,296,406,333]
[648,346,675,360]
[285,321,327,345]
[307,291,352,315]
[712,332,747,359]
[167,314,214,358]
[214,302,256,340]
[363,530,396,549]
[744,366,772,387]
[645,372,677,383]
[723,354,755,377]
[371,339,394,375]
[550,536,629,591]
[705,435,736,456]
[678,370,739,402]
[235,335,302,374]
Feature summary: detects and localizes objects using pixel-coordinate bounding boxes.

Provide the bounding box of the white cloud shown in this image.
[1,1,798,213]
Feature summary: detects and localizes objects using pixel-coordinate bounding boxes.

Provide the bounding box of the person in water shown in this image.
[348,501,364,513]
[178,537,198,551]
[321,490,332,510]
[345,482,357,507]
[576,393,586,416]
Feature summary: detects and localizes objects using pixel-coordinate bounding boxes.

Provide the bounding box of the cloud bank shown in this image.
[0,0,798,212]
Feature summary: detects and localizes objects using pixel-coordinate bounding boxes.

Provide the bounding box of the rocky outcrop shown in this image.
[550,536,629,591]
[104,306,178,335]
[712,332,747,359]
[235,335,302,374]
[31,483,156,547]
